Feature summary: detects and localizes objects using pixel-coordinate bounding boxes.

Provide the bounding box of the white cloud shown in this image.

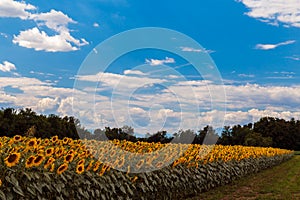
[75,72,166,90]
[255,40,296,50]
[0,1,88,52]
[0,32,8,38]
[57,97,73,116]
[93,48,98,54]
[145,57,175,66]
[238,74,255,78]
[93,22,100,27]
[2,70,300,132]
[238,0,300,28]
[123,70,146,76]
[30,9,76,32]
[0,61,16,72]
[0,0,36,19]
[286,55,300,61]
[37,97,59,112]
[180,47,214,53]
[13,27,81,52]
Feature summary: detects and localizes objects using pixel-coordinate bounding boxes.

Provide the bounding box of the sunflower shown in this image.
[13,135,22,143]
[44,157,56,170]
[155,161,164,169]
[115,156,125,168]
[67,149,75,155]
[43,138,50,146]
[4,152,21,167]
[55,148,64,158]
[27,138,37,147]
[77,159,85,166]
[86,160,94,171]
[135,159,144,170]
[45,148,55,157]
[36,139,42,146]
[93,161,101,172]
[76,164,85,174]
[25,156,35,168]
[33,154,45,167]
[51,136,58,143]
[64,153,75,163]
[57,163,68,175]
[98,165,109,176]
[172,159,180,168]
[63,137,69,145]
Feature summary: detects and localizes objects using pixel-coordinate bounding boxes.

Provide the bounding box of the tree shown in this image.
[173,129,195,144]
[244,132,272,147]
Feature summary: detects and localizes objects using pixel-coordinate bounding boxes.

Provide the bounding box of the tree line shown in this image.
[0,108,299,150]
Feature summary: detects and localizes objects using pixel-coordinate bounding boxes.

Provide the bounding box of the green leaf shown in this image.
[120,185,126,194]
[43,173,51,182]
[26,186,36,196]
[22,172,31,181]
[0,190,6,200]
[9,174,19,187]
[101,194,106,200]
[33,182,44,195]
[12,185,24,197]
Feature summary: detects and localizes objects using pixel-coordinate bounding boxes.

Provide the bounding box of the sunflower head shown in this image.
[43,138,50,145]
[57,163,68,175]
[64,153,74,163]
[13,135,22,143]
[45,148,54,156]
[27,138,37,147]
[25,155,35,168]
[135,159,145,170]
[51,136,59,143]
[4,152,21,167]
[63,137,69,145]
[77,159,85,166]
[44,157,56,170]
[33,154,45,167]
[76,164,85,174]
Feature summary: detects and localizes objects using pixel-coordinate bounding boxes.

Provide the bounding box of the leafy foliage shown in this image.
[0,135,293,199]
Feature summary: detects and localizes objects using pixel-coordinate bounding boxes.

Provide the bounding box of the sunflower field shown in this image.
[0,135,294,199]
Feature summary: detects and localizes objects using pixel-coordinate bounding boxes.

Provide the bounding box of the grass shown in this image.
[188,153,300,200]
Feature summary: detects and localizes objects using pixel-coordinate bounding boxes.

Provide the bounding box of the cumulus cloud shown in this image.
[2,71,300,133]
[204,109,300,127]
[75,72,166,90]
[13,27,80,52]
[145,57,175,66]
[37,97,59,112]
[12,27,89,52]
[255,40,296,50]
[238,0,300,28]
[123,70,146,76]
[0,0,88,52]
[0,0,36,19]
[30,9,75,32]
[0,61,16,72]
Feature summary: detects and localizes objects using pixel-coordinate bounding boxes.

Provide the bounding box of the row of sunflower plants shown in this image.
[0,135,294,199]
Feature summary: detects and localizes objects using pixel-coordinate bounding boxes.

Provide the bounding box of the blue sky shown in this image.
[1,0,300,135]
